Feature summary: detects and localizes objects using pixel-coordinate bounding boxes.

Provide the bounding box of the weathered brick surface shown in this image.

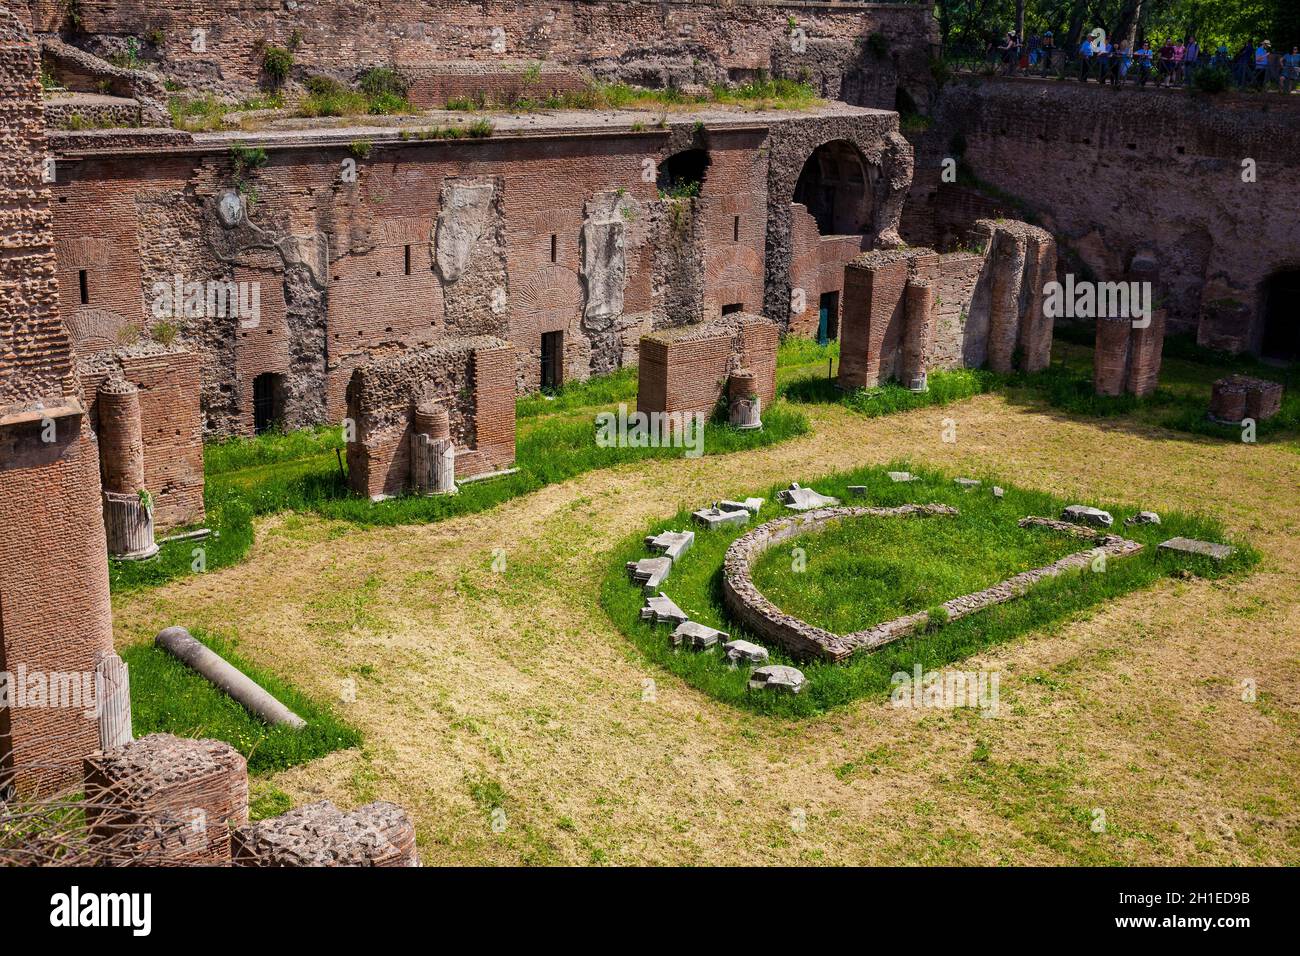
[907,78,1300,354]
[346,335,516,498]
[0,5,114,795]
[636,313,776,418]
[1209,374,1284,424]
[80,344,205,530]
[26,1,938,100]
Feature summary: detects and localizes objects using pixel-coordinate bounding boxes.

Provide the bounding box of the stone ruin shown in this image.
[1208,375,1284,425]
[0,8,420,866]
[636,313,778,422]
[345,336,516,500]
[1092,252,1168,398]
[838,220,1056,391]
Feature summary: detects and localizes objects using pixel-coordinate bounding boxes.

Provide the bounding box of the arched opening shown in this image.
[793,140,872,236]
[657,149,710,198]
[252,372,285,434]
[1260,271,1300,361]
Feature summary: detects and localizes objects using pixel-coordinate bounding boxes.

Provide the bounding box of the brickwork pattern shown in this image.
[636,313,777,418]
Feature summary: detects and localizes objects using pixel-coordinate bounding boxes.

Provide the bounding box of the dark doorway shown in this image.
[252,372,283,434]
[1260,271,1300,361]
[657,149,710,198]
[540,331,563,389]
[793,140,872,236]
[721,303,744,316]
[818,291,840,344]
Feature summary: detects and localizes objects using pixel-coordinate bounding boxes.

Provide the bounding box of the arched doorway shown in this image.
[1260,271,1300,361]
[657,148,710,197]
[793,140,872,236]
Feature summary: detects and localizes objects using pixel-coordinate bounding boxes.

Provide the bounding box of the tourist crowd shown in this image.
[988,30,1300,92]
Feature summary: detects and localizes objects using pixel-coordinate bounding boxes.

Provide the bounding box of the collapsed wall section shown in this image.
[636,313,777,419]
[345,335,516,499]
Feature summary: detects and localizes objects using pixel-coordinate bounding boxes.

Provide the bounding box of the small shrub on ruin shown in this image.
[150,320,179,345]
[467,119,495,138]
[262,45,295,88]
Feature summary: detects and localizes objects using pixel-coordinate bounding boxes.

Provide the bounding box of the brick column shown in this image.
[901,279,934,391]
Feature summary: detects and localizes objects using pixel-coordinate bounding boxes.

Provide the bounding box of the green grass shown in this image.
[122,628,361,775]
[751,509,1081,634]
[784,366,1004,417]
[108,398,808,592]
[442,78,820,114]
[600,461,1256,718]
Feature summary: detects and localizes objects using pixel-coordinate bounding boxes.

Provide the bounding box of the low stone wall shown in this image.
[721,506,1143,663]
[345,335,516,498]
[636,312,777,418]
[405,61,590,108]
[39,36,169,126]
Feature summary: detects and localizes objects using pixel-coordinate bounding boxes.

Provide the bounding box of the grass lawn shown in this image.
[601,462,1256,718]
[109,359,814,593]
[121,628,360,776]
[751,508,1082,634]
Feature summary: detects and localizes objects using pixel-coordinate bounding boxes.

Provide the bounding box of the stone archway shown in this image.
[792,139,874,236]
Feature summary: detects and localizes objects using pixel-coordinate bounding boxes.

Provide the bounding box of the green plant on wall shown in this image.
[262,45,294,88]
[137,488,153,514]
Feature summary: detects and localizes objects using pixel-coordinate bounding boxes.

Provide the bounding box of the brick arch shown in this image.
[63,307,134,355]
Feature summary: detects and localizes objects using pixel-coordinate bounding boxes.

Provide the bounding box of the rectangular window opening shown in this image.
[78,269,89,305]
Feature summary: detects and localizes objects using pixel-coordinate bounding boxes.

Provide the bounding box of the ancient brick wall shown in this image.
[27,1,938,101]
[345,336,515,498]
[839,219,1054,389]
[48,107,899,435]
[788,201,870,338]
[907,78,1300,354]
[80,344,205,531]
[0,3,114,794]
[636,313,777,418]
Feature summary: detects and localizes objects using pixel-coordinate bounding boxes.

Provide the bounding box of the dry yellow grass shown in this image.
[111,394,1300,865]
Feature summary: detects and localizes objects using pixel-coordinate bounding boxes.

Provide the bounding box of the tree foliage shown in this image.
[935,0,1298,52]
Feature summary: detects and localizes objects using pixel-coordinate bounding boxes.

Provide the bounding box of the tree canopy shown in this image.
[935,0,1299,53]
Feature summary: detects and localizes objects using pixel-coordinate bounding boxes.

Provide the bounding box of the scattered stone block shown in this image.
[954,478,981,490]
[626,556,671,593]
[671,620,727,651]
[231,800,419,867]
[1125,511,1161,526]
[644,529,694,562]
[1158,537,1234,561]
[720,497,764,514]
[1062,504,1114,528]
[640,593,688,625]
[992,486,1005,498]
[723,639,769,665]
[747,664,807,695]
[887,471,917,482]
[847,485,867,497]
[776,482,840,511]
[692,503,750,530]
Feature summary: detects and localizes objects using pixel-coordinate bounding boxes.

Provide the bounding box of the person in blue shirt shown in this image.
[1079,36,1094,81]
[1183,37,1199,85]
[1284,46,1300,95]
[1134,42,1154,87]
[1255,40,1271,88]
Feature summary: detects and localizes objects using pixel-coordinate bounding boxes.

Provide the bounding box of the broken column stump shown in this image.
[231,800,419,867]
[411,402,457,495]
[98,378,158,559]
[727,369,762,429]
[83,734,249,865]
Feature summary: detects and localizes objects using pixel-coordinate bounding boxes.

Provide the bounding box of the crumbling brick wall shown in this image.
[905,78,1300,355]
[25,1,938,103]
[838,219,1055,389]
[637,313,777,418]
[787,201,870,338]
[345,336,516,498]
[0,4,114,795]
[79,343,205,531]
